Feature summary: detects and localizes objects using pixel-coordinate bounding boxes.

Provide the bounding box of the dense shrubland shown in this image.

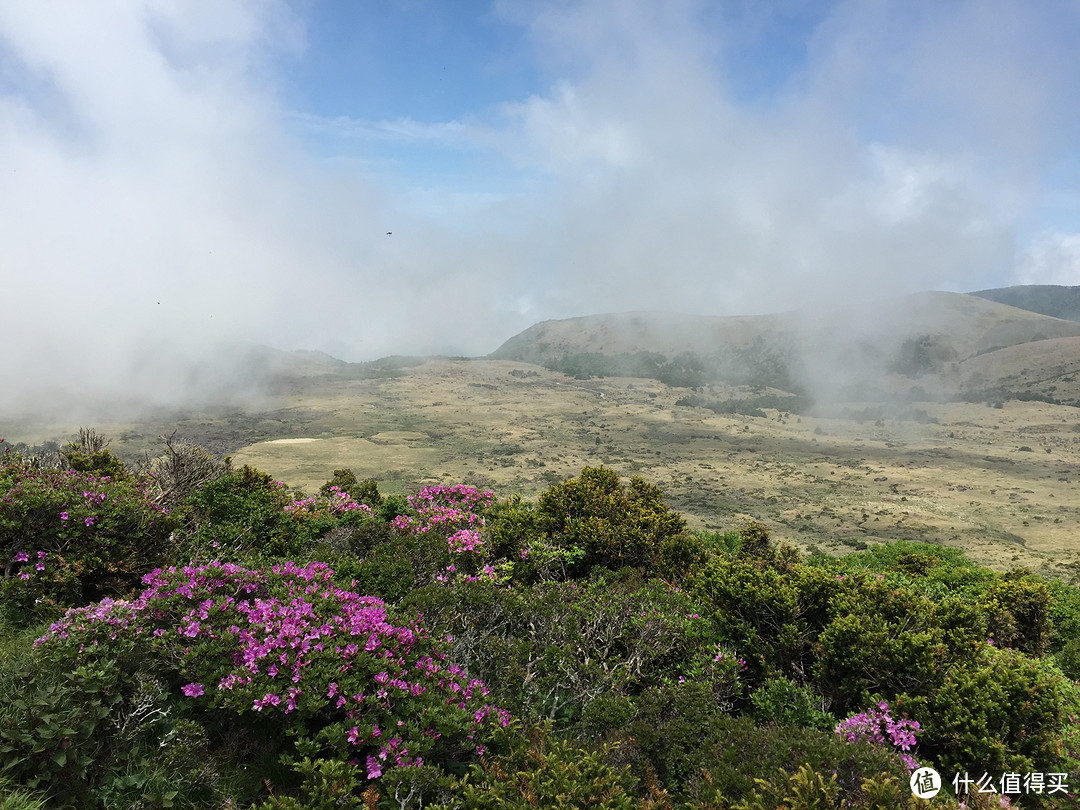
[1,433,1078,808]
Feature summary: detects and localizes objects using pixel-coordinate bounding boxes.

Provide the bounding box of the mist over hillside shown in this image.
[491,290,1080,407]
[970,285,1080,322]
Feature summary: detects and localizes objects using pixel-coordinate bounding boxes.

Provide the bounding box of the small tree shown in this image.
[536,467,688,577]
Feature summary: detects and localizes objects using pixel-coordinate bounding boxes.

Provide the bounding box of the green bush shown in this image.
[536,467,689,577]
[978,570,1053,655]
[433,725,637,810]
[0,631,232,810]
[693,555,839,686]
[749,676,836,731]
[897,646,1069,777]
[614,692,910,805]
[1,458,176,626]
[401,575,725,733]
[178,465,299,560]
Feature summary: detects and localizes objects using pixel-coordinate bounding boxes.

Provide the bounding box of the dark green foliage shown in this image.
[890,335,949,377]
[434,725,637,810]
[377,493,410,523]
[60,428,130,480]
[749,677,836,731]
[179,464,298,558]
[317,470,384,513]
[60,448,129,480]
[484,494,540,563]
[613,689,909,805]
[0,631,238,810]
[252,756,364,810]
[675,393,813,417]
[401,575,722,732]
[535,466,689,576]
[318,468,360,498]
[349,529,453,602]
[545,350,708,387]
[978,570,1053,655]
[693,553,837,685]
[897,647,1070,777]
[1,454,177,626]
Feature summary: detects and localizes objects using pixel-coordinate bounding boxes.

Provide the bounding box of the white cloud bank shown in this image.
[1,0,1078,414]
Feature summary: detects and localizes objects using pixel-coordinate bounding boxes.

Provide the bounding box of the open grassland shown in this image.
[217,358,1080,581]
[7,356,1080,581]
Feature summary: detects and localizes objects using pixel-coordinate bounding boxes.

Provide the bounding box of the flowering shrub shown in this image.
[836,701,921,771]
[285,486,374,519]
[391,485,500,585]
[1,456,175,624]
[897,646,1070,778]
[391,484,494,538]
[34,560,509,793]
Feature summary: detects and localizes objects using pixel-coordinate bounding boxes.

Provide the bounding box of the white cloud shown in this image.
[1014,231,1080,286]
[1,0,1078,415]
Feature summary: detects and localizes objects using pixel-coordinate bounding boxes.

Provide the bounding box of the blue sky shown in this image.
[2,1,1080,407]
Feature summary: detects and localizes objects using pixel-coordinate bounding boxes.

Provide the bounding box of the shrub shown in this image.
[536,467,689,577]
[978,571,1053,655]
[0,625,231,809]
[432,725,638,810]
[615,696,912,805]
[835,701,922,771]
[693,555,839,686]
[1,458,175,625]
[749,676,836,731]
[401,575,726,733]
[34,561,510,799]
[896,646,1068,777]
[139,434,228,513]
[178,465,298,559]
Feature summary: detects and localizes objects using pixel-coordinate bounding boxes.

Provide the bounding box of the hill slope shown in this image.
[491,291,1080,398]
[970,284,1080,322]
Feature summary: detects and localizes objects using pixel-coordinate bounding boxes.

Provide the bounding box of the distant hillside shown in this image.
[491,291,1080,401]
[969,285,1080,322]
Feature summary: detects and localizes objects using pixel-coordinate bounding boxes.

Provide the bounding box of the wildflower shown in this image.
[181,683,205,698]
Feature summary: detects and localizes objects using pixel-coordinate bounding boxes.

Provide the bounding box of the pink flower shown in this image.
[182,683,204,698]
[59,512,69,521]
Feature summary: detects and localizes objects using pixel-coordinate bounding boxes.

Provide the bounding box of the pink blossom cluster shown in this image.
[713,649,748,671]
[36,559,509,781]
[393,485,498,586]
[392,485,493,540]
[836,700,921,771]
[284,485,374,517]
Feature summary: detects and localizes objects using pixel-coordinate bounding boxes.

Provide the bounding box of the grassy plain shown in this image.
[6,355,1079,582]
[216,358,1080,582]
